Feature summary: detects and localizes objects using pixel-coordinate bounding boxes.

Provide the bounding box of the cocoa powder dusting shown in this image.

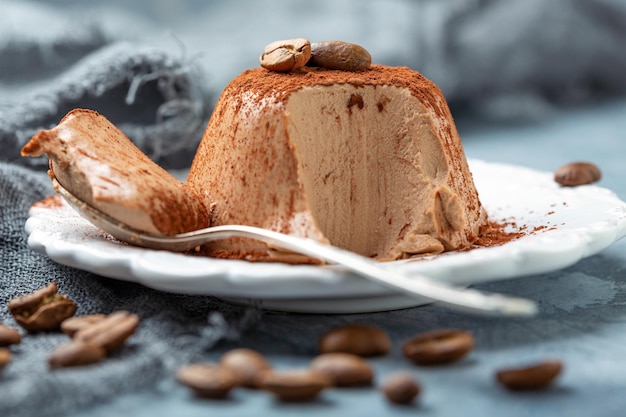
[469,221,525,249]
[222,66,446,121]
[32,195,63,209]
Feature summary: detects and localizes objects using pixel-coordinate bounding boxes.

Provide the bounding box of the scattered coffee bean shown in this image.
[219,348,272,388]
[402,329,474,365]
[381,372,421,404]
[496,360,563,391]
[177,363,239,399]
[48,340,107,369]
[318,324,391,357]
[0,324,21,346]
[308,40,371,71]
[259,369,331,402]
[74,310,139,354]
[61,314,107,338]
[554,162,601,186]
[0,347,11,369]
[8,282,77,333]
[260,38,311,72]
[310,352,373,387]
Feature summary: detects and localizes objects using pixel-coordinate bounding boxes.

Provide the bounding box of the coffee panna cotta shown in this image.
[22,39,488,262]
[188,58,488,260]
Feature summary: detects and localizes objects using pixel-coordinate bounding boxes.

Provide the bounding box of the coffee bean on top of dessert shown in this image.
[260,38,311,72]
[308,41,372,71]
[260,38,371,72]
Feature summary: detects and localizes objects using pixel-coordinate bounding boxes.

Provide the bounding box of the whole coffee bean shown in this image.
[381,372,421,404]
[402,329,474,365]
[176,363,239,399]
[318,324,391,357]
[308,41,371,71]
[8,282,77,333]
[496,360,563,391]
[260,38,311,72]
[219,348,271,388]
[0,324,21,346]
[74,311,139,354]
[48,340,107,369]
[259,369,331,402]
[554,162,601,186]
[0,347,11,369]
[61,314,107,338]
[310,352,373,387]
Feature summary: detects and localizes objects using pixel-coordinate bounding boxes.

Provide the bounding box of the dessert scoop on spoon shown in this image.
[52,179,537,317]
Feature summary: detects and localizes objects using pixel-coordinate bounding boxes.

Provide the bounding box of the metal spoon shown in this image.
[52,179,537,316]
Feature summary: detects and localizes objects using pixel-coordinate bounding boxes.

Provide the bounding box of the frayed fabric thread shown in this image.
[201,306,264,348]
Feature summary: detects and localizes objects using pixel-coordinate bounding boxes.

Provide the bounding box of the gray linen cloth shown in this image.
[2,1,626,416]
[0,0,211,169]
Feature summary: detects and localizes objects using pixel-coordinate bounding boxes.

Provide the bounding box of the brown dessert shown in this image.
[21,109,209,236]
[188,65,488,260]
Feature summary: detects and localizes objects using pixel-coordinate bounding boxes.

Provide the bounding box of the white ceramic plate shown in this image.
[25,160,626,313]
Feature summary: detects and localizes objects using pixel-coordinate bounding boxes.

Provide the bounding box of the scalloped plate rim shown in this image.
[24,159,626,312]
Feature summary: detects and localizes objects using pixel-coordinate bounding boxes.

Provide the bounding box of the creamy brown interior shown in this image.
[286,85,450,258]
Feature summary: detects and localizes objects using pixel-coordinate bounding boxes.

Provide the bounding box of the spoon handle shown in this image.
[54,179,537,317]
[175,225,537,316]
